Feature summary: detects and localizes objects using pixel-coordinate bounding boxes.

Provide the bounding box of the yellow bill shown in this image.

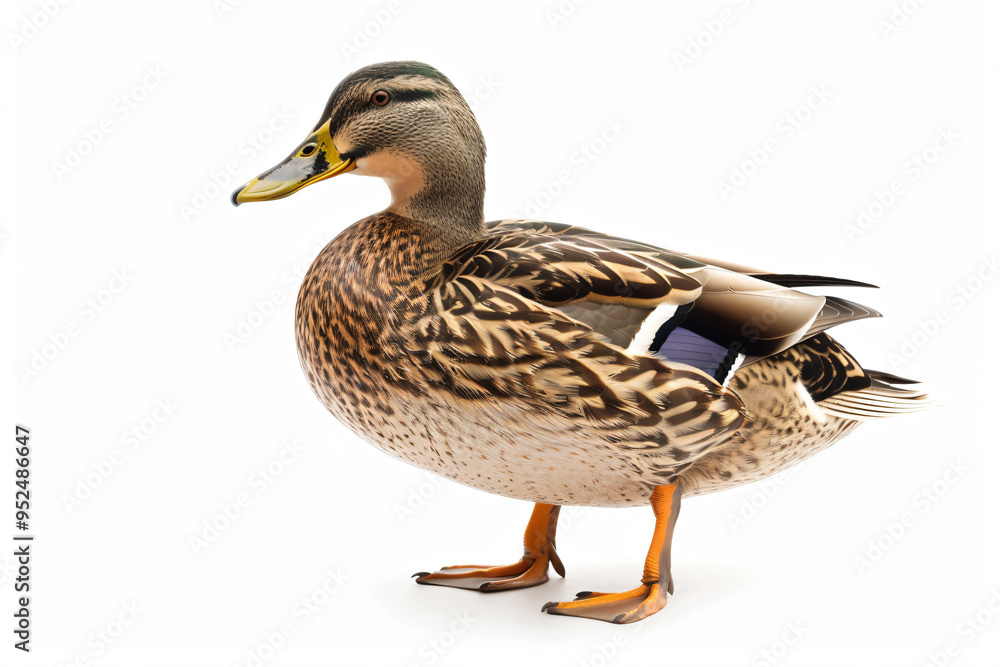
[231,119,355,206]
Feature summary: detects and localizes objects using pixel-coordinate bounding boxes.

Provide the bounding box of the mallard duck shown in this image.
[231,61,932,624]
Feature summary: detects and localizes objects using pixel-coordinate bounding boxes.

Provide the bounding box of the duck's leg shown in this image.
[542,482,681,623]
[414,503,564,592]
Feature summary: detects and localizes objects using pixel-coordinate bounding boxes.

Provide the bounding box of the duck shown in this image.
[231,61,933,624]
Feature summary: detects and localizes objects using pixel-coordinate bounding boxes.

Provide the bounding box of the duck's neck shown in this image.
[383,145,486,256]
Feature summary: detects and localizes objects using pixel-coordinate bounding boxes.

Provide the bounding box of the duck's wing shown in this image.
[478,219,881,385]
[404,250,747,469]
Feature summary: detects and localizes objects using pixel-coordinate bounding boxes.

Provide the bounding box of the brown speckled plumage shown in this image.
[295,213,753,506]
[293,211,907,506]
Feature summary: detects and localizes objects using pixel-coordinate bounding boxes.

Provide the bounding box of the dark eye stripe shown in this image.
[386,88,438,103]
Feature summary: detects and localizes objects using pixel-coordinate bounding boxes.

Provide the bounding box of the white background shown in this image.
[2,0,998,665]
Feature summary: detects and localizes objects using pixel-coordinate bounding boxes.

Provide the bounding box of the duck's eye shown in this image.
[370,90,391,107]
[300,144,317,157]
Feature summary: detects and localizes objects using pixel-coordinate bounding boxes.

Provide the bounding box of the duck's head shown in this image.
[232,61,487,242]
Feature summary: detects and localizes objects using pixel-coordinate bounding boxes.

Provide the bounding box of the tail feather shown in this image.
[818,376,937,420]
[866,368,923,385]
[748,273,879,289]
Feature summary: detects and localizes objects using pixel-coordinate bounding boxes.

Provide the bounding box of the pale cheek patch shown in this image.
[356,151,423,180]
[356,151,427,207]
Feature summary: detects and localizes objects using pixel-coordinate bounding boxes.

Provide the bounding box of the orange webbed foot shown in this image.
[414,553,560,591]
[413,503,564,592]
[542,581,669,623]
[542,483,682,624]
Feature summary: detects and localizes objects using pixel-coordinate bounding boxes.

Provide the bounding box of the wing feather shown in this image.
[404,272,746,467]
[482,220,883,371]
